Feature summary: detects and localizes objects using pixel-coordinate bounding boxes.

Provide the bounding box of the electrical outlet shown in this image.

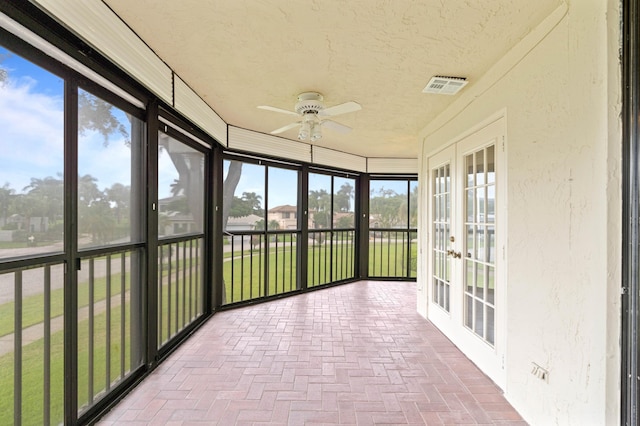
[531,362,549,383]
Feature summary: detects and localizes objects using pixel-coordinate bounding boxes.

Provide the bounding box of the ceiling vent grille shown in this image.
[422,76,468,95]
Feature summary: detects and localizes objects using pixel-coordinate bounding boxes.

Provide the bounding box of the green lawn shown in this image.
[368,240,417,278]
[0,300,133,425]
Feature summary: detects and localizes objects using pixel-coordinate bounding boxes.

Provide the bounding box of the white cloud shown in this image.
[0,80,64,192]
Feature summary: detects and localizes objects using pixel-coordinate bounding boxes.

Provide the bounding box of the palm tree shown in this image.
[23,175,64,223]
[0,183,15,227]
[105,183,130,224]
[335,182,354,212]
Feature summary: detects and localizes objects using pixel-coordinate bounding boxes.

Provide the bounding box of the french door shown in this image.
[427,117,506,388]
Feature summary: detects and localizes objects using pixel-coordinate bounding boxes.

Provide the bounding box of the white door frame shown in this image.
[425,114,507,389]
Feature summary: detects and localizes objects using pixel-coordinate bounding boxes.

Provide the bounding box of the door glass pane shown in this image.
[432,164,451,311]
[465,295,473,328]
[487,306,495,345]
[466,225,474,259]
[487,226,496,263]
[487,145,495,184]
[487,186,495,223]
[477,186,486,223]
[0,48,64,259]
[487,266,496,304]
[158,132,205,238]
[466,153,474,187]
[476,149,485,186]
[476,226,485,261]
[466,188,474,222]
[475,299,485,336]
[78,89,144,249]
[463,145,497,346]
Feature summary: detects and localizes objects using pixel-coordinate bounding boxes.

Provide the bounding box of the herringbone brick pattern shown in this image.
[99,281,526,425]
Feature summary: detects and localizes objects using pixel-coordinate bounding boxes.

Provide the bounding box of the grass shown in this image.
[223,242,362,302]
[0,297,130,425]
[368,240,417,278]
[0,270,132,339]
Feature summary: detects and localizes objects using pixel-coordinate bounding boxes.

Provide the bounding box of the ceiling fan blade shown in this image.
[319,101,361,117]
[258,105,300,116]
[270,122,301,134]
[321,119,352,134]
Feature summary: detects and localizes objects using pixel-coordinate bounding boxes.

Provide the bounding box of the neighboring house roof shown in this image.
[268,205,297,213]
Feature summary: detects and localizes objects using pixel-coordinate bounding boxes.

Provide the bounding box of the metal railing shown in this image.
[223,231,299,305]
[77,248,144,414]
[368,230,417,279]
[157,236,204,348]
[308,230,355,287]
[0,259,65,425]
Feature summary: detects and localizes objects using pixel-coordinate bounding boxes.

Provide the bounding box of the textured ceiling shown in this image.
[103,0,562,158]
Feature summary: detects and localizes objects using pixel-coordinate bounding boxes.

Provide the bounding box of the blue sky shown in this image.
[0,46,179,198]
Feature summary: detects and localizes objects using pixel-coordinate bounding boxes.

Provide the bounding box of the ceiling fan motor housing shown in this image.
[295,92,324,114]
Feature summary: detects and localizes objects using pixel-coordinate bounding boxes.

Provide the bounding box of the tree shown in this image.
[0,52,8,86]
[23,175,64,225]
[0,183,15,226]
[222,161,243,229]
[409,183,418,228]
[105,183,130,224]
[370,187,407,228]
[163,149,204,232]
[268,220,280,230]
[78,90,129,146]
[228,191,263,218]
[336,215,354,229]
[309,189,330,214]
[77,174,112,243]
[335,182,354,212]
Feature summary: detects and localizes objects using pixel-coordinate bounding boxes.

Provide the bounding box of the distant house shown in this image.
[267,205,297,230]
[3,214,49,233]
[158,196,196,235]
[226,214,262,231]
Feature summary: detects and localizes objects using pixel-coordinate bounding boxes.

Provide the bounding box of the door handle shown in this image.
[447,249,462,259]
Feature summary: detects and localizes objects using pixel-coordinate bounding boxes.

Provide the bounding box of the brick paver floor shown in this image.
[98,280,526,425]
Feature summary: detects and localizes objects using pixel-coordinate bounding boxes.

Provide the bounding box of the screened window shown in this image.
[369,178,418,278]
[78,89,144,249]
[222,159,299,304]
[308,172,357,286]
[158,132,205,238]
[0,47,64,259]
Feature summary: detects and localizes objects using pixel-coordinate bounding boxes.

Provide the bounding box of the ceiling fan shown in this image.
[258,92,361,142]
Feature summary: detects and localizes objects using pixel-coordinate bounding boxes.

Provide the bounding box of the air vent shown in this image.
[422,76,468,95]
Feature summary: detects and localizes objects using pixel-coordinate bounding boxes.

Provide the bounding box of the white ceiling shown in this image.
[103,0,562,159]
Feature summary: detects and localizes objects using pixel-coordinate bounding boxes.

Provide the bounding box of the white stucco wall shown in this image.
[417,1,621,425]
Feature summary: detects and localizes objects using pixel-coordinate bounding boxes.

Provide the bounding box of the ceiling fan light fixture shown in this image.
[310,121,322,142]
[259,92,359,140]
[298,121,311,140]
